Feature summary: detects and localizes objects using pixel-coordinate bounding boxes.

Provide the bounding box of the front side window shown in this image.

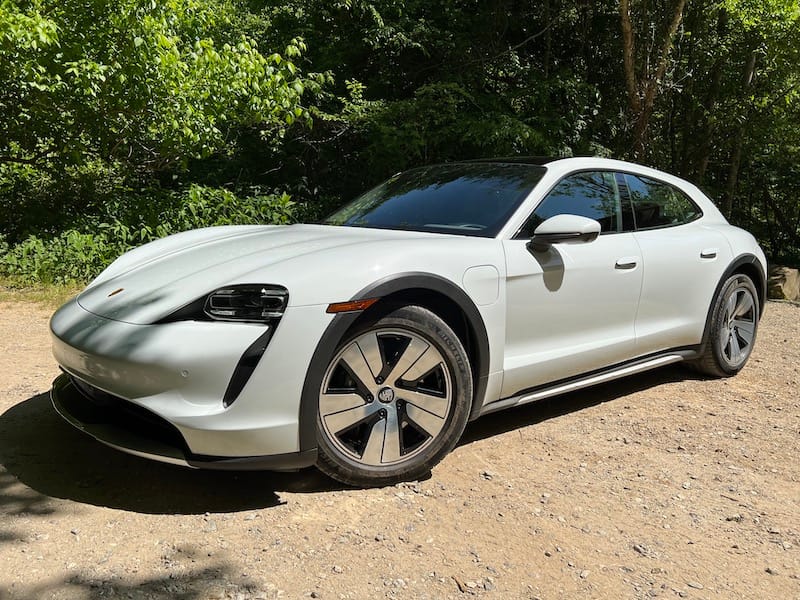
[515,171,621,239]
[623,174,701,229]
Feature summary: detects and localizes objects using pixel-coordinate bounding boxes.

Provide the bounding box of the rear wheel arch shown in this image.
[731,260,766,316]
[299,273,491,453]
[698,254,765,356]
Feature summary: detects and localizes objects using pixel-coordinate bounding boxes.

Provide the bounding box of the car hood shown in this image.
[77,224,431,324]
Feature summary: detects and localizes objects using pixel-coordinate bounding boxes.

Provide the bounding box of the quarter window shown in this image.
[516,171,621,239]
[623,174,701,229]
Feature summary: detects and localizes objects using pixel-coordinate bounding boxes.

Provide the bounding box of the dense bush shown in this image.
[0,185,295,284]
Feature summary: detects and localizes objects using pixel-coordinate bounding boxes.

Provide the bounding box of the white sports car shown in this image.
[50,157,766,486]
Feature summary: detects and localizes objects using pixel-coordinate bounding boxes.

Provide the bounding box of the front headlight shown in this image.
[204,285,288,323]
[157,284,289,325]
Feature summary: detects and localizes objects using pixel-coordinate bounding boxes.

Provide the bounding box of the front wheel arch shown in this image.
[298,273,491,454]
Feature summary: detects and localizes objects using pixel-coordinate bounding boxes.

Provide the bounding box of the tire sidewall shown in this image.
[710,275,759,375]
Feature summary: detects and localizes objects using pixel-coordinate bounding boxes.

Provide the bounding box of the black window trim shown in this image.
[512,168,705,239]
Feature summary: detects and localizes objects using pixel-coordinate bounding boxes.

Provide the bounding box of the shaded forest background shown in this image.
[1,0,798,283]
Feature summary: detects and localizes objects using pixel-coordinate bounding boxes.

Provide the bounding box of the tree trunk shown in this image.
[678,2,698,178]
[619,0,688,160]
[544,0,552,78]
[723,49,757,218]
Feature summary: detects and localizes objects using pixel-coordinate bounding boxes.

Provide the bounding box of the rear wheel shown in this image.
[691,274,759,377]
[316,305,472,487]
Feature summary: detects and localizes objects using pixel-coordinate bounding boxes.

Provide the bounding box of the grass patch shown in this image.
[0,277,83,309]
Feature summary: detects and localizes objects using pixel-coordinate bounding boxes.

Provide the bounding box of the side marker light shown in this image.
[326,298,380,314]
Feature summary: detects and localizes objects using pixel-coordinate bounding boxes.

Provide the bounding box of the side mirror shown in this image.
[529,214,601,252]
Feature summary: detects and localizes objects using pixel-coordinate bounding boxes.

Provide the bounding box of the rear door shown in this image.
[620,173,732,354]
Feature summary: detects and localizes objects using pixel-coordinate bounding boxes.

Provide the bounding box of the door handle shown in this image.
[615,257,639,270]
[701,248,718,259]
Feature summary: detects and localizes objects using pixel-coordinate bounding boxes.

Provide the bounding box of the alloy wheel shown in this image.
[319,328,453,467]
[718,281,757,368]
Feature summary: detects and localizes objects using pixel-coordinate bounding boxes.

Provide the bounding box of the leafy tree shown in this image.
[0,0,316,238]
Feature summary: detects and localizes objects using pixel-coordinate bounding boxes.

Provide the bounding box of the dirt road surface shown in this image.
[1,300,798,599]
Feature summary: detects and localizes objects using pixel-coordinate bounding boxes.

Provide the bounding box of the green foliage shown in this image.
[0,0,314,171]
[1,0,799,287]
[0,0,318,250]
[1,185,296,284]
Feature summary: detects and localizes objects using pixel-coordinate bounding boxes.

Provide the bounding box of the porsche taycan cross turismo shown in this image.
[50,157,766,487]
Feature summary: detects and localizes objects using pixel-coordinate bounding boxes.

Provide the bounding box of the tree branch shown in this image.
[619,0,640,113]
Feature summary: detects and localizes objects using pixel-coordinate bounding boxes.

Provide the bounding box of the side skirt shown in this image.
[478,349,698,417]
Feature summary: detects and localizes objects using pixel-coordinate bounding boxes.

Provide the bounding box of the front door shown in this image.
[500,170,644,398]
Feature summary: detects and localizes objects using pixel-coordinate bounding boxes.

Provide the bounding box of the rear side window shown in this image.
[515,171,621,238]
[623,174,701,229]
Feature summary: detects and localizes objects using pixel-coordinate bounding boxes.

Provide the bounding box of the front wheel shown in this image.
[316,305,472,487]
[690,274,759,377]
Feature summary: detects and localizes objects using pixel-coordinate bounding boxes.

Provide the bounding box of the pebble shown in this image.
[579,570,590,579]
[766,567,778,575]
[203,520,217,533]
[726,514,744,522]
[205,586,225,599]
[686,581,703,589]
[633,544,649,556]
[332,565,343,574]
[481,470,496,480]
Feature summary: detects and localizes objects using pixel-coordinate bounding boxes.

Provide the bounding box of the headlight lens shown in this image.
[204,285,288,323]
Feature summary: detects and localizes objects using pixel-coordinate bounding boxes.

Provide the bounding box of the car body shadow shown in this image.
[0,365,701,514]
[459,364,703,446]
[0,393,343,516]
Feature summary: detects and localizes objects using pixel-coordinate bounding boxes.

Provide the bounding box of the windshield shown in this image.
[322,163,547,237]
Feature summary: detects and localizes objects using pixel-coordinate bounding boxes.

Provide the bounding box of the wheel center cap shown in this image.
[377,386,395,404]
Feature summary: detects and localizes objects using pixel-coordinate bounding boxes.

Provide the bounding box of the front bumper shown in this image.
[49,297,335,464]
[51,374,316,470]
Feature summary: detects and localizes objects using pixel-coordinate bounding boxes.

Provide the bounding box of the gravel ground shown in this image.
[0,300,798,600]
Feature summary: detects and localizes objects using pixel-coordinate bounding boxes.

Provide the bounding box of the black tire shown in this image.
[316,305,472,487]
[690,273,759,377]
